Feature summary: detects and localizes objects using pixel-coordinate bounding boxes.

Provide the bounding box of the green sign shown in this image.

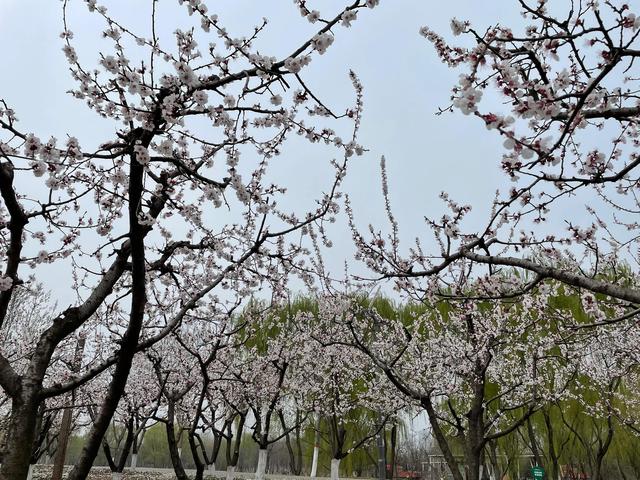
[531,466,544,479]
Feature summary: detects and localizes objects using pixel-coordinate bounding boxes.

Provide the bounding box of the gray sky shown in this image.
[1,1,564,303]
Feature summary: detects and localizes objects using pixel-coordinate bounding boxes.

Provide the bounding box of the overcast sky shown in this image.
[1,1,574,303]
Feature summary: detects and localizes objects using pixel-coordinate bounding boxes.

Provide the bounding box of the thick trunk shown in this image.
[331,458,341,480]
[166,400,189,480]
[464,446,482,480]
[226,465,236,480]
[131,453,138,470]
[256,448,268,480]
[464,373,486,480]
[0,392,40,480]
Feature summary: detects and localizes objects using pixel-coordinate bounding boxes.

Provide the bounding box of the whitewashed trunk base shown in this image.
[256,448,268,480]
[226,465,236,480]
[310,445,319,477]
[331,458,340,480]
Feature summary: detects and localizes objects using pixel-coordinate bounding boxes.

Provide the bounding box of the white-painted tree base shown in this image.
[331,458,341,480]
[256,448,268,480]
[310,445,319,477]
[226,465,236,480]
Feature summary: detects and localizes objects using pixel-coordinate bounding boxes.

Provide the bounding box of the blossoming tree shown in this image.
[0,0,380,478]
[347,3,640,477]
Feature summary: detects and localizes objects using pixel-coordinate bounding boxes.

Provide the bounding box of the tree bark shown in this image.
[543,408,559,480]
[0,390,40,480]
[115,417,135,472]
[226,411,245,469]
[189,383,208,480]
[390,423,397,480]
[52,336,86,480]
[256,448,268,480]
[593,415,614,480]
[166,399,189,480]
[527,417,542,467]
[189,431,205,480]
[422,397,464,480]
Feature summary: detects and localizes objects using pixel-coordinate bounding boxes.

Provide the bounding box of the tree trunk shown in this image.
[593,415,614,480]
[280,409,303,475]
[331,458,341,480]
[422,397,464,480]
[310,414,321,478]
[376,419,386,480]
[189,431,205,480]
[166,399,189,480]
[226,465,236,480]
[189,385,208,480]
[464,371,487,480]
[487,441,500,480]
[390,424,397,480]
[67,149,148,480]
[0,391,40,480]
[226,412,245,469]
[256,448,268,480]
[115,417,135,472]
[464,445,482,480]
[527,417,542,467]
[53,336,86,480]
[543,408,559,480]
